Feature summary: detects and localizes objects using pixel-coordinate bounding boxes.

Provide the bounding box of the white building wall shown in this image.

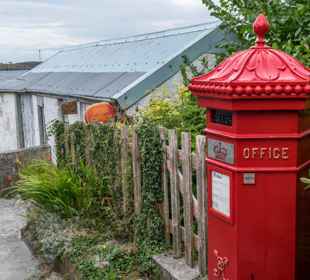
[0,93,93,160]
[0,93,18,152]
[32,95,41,147]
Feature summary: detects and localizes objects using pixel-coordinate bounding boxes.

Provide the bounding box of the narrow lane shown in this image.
[0,199,38,280]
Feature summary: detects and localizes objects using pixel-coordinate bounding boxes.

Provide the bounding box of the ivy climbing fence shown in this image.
[55,122,208,276]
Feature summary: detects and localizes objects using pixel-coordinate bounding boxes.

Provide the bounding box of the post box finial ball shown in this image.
[253,14,270,46]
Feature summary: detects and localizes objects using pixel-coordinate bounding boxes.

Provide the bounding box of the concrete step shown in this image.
[153,253,207,280]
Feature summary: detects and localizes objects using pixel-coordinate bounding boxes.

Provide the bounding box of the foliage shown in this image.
[68,237,140,280]
[89,123,122,212]
[70,121,88,164]
[12,161,90,218]
[67,236,108,280]
[139,86,206,146]
[134,119,166,276]
[24,209,74,264]
[180,55,210,86]
[178,87,207,140]
[47,120,166,276]
[300,171,310,190]
[140,98,182,129]
[49,121,122,206]
[25,207,159,279]
[48,120,66,166]
[11,160,113,223]
[202,0,310,66]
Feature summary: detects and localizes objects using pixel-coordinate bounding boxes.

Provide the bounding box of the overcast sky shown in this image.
[0,0,214,62]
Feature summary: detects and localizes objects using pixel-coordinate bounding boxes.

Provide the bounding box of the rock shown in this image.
[46,272,63,280]
[153,253,201,280]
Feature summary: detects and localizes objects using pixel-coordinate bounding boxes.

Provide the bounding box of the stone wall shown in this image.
[0,145,51,190]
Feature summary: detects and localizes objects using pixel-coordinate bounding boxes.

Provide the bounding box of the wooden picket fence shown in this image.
[159,128,208,275]
[65,125,208,275]
[116,127,208,275]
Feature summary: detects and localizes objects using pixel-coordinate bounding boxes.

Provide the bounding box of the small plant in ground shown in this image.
[11,160,91,218]
[25,209,145,280]
[11,160,116,226]
[69,238,133,279]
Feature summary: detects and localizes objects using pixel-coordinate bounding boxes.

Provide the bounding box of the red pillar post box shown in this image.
[189,15,310,280]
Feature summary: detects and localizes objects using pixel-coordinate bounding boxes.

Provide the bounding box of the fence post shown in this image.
[70,132,76,166]
[64,124,70,162]
[182,132,194,267]
[196,135,207,275]
[169,129,182,258]
[85,126,92,166]
[160,127,170,243]
[132,130,142,215]
[121,126,129,215]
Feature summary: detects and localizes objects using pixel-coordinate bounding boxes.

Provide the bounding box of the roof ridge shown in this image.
[98,20,220,42]
[54,20,220,53]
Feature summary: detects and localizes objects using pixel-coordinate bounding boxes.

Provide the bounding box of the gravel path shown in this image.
[0,199,38,280]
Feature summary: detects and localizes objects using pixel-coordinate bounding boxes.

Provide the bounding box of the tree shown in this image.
[202,0,310,66]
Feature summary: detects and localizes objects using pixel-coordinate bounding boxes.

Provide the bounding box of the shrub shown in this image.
[202,0,310,66]
[139,99,182,129]
[12,160,108,219]
[138,86,206,146]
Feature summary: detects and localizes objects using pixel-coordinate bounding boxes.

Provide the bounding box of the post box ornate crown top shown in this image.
[189,14,310,99]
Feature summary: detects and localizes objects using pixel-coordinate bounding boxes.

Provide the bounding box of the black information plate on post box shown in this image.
[211,109,233,126]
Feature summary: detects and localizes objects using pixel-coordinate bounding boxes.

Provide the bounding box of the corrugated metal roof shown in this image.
[28,72,145,98]
[0,71,145,99]
[31,21,220,73]
[0,21,226,106]
[0,70,27,81]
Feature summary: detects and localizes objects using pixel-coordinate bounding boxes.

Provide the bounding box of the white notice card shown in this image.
[212,171,230,217]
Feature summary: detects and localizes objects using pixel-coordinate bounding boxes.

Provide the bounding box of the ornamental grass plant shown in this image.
[11,160,106,219]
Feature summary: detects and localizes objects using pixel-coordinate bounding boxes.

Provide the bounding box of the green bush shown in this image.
[202,0,310,66]
[138,86,206,146]
[12,160,108,219]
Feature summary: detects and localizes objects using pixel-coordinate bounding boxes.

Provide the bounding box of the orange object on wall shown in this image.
[84,102,116,124]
